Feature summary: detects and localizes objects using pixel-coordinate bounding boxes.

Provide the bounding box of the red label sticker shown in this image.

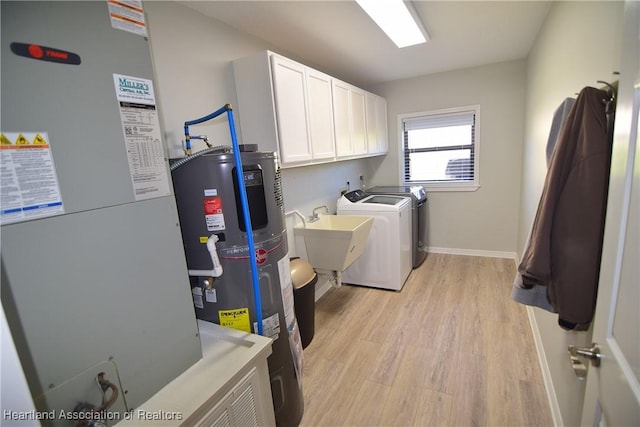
[255,248,268,265]
[203,197,223,215]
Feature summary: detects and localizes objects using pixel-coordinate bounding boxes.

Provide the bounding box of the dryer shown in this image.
[337,190,412,291]
[367,186,428,268]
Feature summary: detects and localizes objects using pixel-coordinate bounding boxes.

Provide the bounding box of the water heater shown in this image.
[170,146,304,427]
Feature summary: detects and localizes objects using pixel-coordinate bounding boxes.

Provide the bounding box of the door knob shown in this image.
[568,343,601,379]
[568,343,601,367]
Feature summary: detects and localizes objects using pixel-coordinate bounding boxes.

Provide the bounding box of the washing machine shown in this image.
[337,190,412,291]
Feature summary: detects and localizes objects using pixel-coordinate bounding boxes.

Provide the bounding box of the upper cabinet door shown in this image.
[332,79,353,157]
[376,95,388,154]
[366,93,388,154]
[271,56,313,164]
[351,87,367,155]
[306,68,336,160]
[365,92,378,153]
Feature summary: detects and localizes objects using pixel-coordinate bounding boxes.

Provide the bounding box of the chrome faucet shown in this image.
[309,205,329,222]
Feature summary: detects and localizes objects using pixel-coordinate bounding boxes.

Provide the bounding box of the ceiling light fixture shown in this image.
[355,0,429,48]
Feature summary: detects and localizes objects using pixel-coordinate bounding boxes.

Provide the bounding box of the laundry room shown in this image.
[2,1,636,427]
[146,1,529,296]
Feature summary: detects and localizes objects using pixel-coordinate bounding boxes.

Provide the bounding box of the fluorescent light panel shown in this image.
[356,0,428,48]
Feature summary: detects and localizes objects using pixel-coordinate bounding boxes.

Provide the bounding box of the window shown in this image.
[400,106,480,191]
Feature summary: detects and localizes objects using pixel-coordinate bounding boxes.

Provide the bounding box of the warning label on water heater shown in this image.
[219,308,251,333]
[203,197,225,231]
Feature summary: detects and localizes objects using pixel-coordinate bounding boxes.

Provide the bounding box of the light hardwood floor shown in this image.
[299,253,553,427]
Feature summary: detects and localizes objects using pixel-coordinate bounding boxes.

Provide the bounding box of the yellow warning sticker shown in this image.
[1,133,12,145]
[15,133,30,145]
[33,133,48,146]
[199,236,208,244]
[218,308,251,333]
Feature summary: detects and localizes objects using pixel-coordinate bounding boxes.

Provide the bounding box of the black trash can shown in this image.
[290,258,317,349]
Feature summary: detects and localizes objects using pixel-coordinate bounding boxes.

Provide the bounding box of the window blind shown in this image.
[403,111,475,131]
[401,107,478,186]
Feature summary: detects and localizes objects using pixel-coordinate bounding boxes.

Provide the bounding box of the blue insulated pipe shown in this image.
[184,104,229,154]
[183,104,264,336]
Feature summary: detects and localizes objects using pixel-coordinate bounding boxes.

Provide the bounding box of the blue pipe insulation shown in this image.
[225,107,264,336]
[184,104,231,127]
[183,104,230,154]
[183,104,264,336]
[183,125,192,152]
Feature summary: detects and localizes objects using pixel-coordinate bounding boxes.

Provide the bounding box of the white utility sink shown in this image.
[294,215,373,271]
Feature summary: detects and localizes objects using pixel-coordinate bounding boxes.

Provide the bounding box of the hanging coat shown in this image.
[515,86,612,331]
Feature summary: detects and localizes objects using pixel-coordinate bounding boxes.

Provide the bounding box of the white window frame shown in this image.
[398,105,480,192]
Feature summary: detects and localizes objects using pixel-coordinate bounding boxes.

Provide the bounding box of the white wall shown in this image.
[518,2,624,425]
[369,60,526,255]
[145,1,370,260]
[146,1,255,157]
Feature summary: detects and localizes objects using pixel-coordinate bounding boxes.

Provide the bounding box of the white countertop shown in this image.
[117,320,273,426]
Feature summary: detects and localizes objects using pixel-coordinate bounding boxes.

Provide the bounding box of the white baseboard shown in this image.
[526,306,563,426]
[314,279,333,302]
[427,246,517,259]
[511,257,562,426]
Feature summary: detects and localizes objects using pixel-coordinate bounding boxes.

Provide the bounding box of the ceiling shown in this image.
[181,1,553,87]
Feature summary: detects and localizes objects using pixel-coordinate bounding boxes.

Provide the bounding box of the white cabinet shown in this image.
[196,368,266,427]
[350,86,368,156]
[305,68,336,160]
[365,92,388,154]
[116,321,275,426]
[271,56,313,163]
[376,96,389,154]
[331,79,353,157]
[233,50,387,168]
[365,92,378,152]
[331,80,373,158]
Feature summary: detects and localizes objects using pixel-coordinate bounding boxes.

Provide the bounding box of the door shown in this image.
[580,2,640,425]
[332,79,353,157]
[306,68,336,160]
[375,95,389,154]
[365,92,378,152]
[271,56,313,164]
[364,92,388,155]
[351,86,368,155]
